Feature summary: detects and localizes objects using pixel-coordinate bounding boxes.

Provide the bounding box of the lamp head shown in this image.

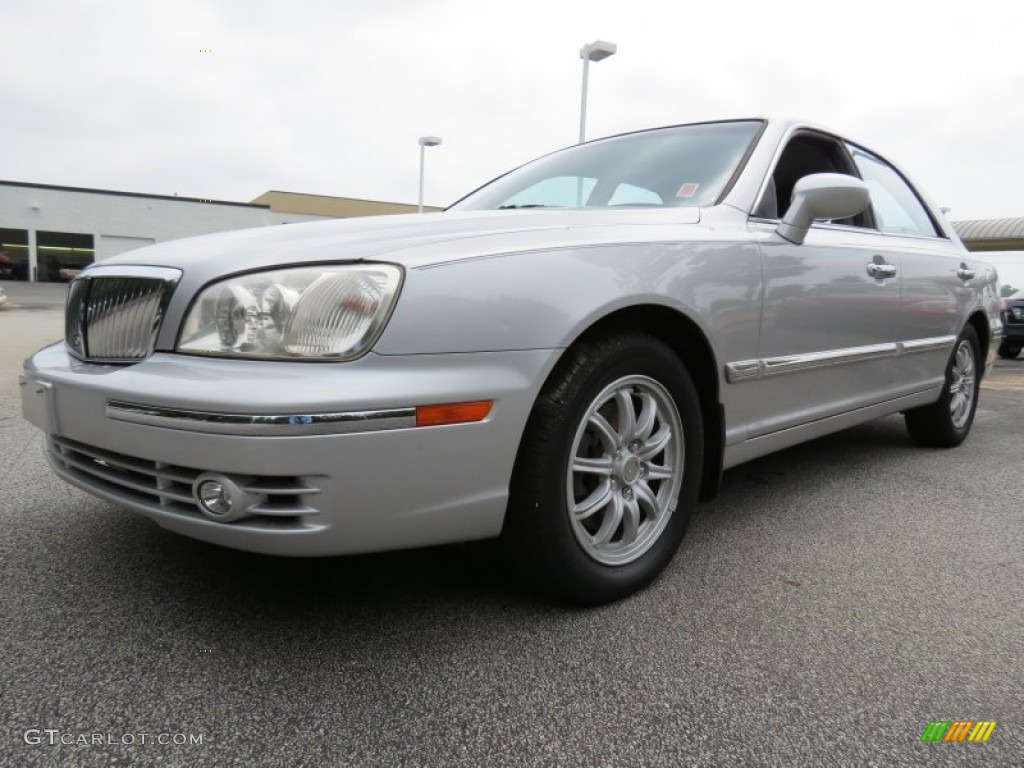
[580,41,617,62]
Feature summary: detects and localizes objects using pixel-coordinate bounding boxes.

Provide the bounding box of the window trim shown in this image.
[845,142,947,240]
[713,119,769,206]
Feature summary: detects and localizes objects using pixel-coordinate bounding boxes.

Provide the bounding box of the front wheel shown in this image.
[503,332,704,605]
[904,325,981,447]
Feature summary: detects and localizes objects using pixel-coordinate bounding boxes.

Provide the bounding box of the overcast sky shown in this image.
[2,0,1022,224]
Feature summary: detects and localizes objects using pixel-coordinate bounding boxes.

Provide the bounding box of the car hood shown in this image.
[95,207,704,284]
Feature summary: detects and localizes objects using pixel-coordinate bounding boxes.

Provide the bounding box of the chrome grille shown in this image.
[65,266,182,362]
[47,436,321,529]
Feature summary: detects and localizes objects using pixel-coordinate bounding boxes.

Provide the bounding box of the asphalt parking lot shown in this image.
[1,290,1021,767]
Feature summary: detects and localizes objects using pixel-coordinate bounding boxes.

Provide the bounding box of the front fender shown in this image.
[375,242,762,371]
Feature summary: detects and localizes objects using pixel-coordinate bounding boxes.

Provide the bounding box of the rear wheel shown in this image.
[504,332,703,605]
[904,325,981,447]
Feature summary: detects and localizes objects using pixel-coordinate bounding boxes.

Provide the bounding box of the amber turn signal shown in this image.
[415,401,493,427]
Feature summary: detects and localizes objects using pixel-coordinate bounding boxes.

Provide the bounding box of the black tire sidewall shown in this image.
[905,325,981,447]
[942,326,982,441]
[508,334,704,604]
[998,341,1021,360]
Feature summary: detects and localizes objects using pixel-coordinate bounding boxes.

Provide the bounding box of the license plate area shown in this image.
[19,374,58,434]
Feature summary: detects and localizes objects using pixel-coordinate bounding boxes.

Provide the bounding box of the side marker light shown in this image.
[415,401,493,427]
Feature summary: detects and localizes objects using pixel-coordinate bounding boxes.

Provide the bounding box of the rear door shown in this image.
[846,144,970,395]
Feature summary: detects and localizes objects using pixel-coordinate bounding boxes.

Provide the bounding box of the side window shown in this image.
[848,147,939,237]
[754,133,867,227]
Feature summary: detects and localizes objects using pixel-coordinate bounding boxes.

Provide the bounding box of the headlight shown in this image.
[177,264,403,360]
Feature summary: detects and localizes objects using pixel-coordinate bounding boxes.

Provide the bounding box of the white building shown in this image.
[0,180,434,283]
[0,180,332,283]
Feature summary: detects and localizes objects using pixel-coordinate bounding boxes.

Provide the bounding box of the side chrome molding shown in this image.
[725,335,956,383]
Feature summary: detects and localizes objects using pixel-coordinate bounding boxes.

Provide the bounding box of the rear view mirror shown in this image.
[777,173,870,245]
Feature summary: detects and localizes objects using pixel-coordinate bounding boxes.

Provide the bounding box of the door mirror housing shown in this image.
[776,173,870,245]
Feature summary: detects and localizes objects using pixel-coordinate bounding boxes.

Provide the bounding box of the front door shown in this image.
[744,222,902,437]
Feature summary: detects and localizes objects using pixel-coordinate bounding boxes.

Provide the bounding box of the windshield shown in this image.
[450,120,763,211]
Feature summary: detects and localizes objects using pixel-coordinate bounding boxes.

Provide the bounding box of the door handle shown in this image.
[957,264,975,281]
[866,262,897,279]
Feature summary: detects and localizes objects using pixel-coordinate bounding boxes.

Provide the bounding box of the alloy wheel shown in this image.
[565,375,685,566]
[949,340,976,429]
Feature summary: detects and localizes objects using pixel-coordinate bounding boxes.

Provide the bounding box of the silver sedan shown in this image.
[20,118,1001,603]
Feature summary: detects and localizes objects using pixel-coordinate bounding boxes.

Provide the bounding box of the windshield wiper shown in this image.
[496,204,557,209]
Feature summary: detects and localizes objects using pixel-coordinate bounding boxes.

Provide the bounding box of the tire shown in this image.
[998,340,1021,360]
[503,332,704,605]
[904,325,981,448]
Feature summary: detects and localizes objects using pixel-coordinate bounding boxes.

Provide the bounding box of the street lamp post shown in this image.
[418,136,442,213]
[578,40,616,144]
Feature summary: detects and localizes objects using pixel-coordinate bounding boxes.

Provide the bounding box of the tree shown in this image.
[1001,284,1018,297]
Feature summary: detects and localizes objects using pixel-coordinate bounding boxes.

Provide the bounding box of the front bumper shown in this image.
[1000,316,1024,342]
[21,343,559,556]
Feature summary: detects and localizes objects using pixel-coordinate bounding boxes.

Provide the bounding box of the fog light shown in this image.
[192,473,249,522]
[198,480,230,514]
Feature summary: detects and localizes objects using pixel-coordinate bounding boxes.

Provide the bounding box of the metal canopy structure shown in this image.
[952,218,1024,252]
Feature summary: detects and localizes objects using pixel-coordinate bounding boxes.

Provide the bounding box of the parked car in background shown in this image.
[999,290,1024,358]
[20,117,1000,603]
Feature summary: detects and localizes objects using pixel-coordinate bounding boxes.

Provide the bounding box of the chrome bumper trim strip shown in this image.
[106,400,416,436]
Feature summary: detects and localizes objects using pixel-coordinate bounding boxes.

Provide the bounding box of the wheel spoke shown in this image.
[638,424,672,460]
[572,456,613,476]
[645,463,674,481]
[635,392,657,441]
[592,492,624,546]
[959,347,973,373]
[614,388,636,443]
[588,411,620,453]
[621,496,640,544]
[951,393,968,424]
[634,480,660,518]
[574,480,613,520]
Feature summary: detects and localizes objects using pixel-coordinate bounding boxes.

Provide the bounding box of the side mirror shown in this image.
[776,173,870,245]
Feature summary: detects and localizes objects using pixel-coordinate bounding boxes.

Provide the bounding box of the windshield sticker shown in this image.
[676,183,700,198]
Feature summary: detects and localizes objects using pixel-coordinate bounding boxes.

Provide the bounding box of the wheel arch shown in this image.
[966,310,991,374]
[542,303,724,502]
